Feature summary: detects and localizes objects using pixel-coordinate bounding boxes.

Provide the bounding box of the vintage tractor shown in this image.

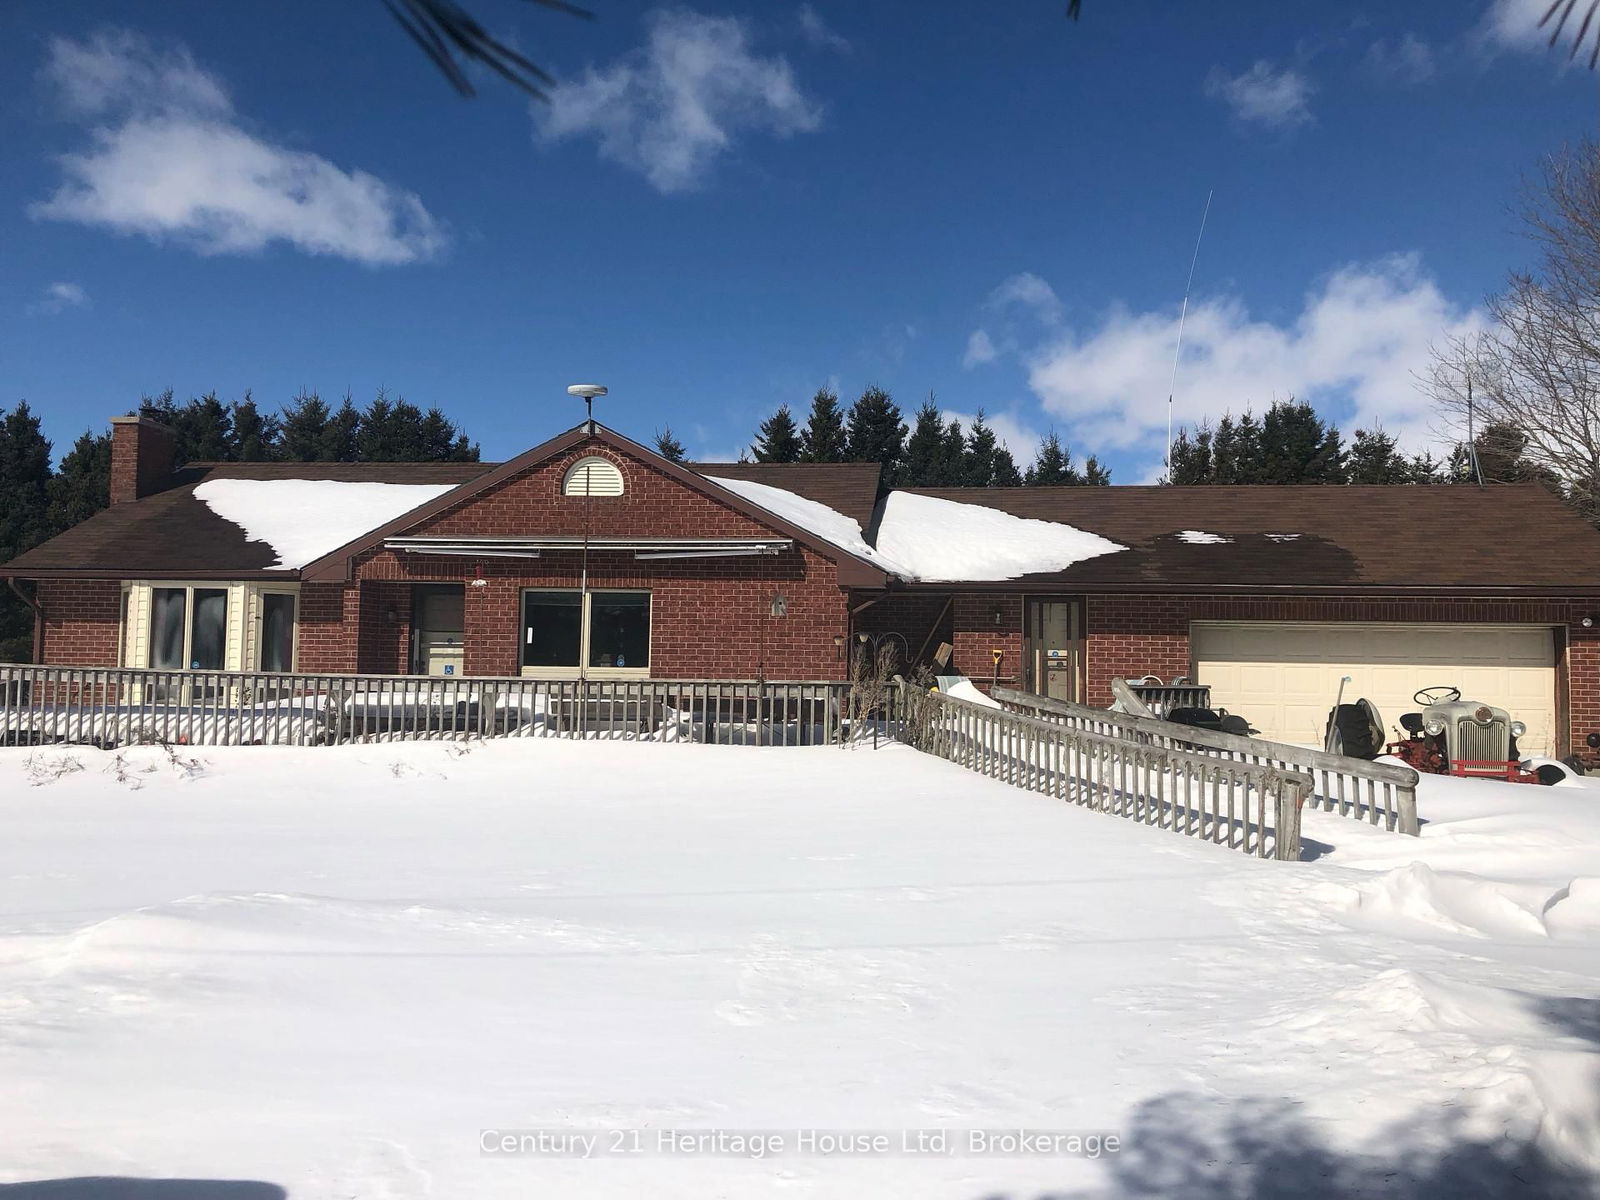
[1383,686,1538,783]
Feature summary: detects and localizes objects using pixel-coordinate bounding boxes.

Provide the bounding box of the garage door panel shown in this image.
[1191,623,1556,756]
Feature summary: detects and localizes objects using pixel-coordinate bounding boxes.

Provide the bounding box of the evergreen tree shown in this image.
[1212,412,1266,483]
[1473,421,1544,485]
[800,387,848,463]
[992,443,1023,487]
[939,419,966,483]
[1082,455,1112,486]
[181,392,235,463]
[1026,433,1082,486]
[1407,450,1447,484]
[1258,399,1345,483]
[752,404,803,463]
[230,391,280,461]
[0,402,55,556]
[1167,424,1213,484]
[418,407,478,461]
[0,403,53,661]
[280,392,333,461]
[963,411,999,486]
[1347,428,1412,484]
[358,391,429,461]
[326,394,361,462]
[901,398,950,486]
[46,430,111,532]
[845,385,906,475]
[653,427,686,463]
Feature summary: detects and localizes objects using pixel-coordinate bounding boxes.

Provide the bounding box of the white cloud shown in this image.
[797,5,851,54]
[1020,254,1485,473]
[535,10,820,193]
[26,281,90,316]
[32,30,444,265]
[1480,0,1559,52]
[1204,60,1314,129]
[1364,33,1436,83]
[963,329,998,368]
[987,271,1062,323]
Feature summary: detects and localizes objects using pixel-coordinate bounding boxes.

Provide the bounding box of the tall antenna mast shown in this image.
[1466,369,1485,489]
[1165,189,1213,480]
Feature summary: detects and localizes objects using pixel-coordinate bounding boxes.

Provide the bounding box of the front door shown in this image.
[411,584,465,676]
[1026,599,1083,703]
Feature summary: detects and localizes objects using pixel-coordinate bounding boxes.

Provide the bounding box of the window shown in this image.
[521,589,650,674]
[588,592,650,669]
[259,592,297,672]
[149,586,228,670]
[562,456,625,497]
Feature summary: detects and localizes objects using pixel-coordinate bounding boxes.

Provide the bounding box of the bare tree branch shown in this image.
[1429,142,1600,519]
[384,0,592,100]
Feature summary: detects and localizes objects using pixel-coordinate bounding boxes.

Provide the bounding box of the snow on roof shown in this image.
[708,476,1125,582]
[704,475,908,573]
[194,479,458,570]
[1178,530,1233,545]
[875,492,1125,582]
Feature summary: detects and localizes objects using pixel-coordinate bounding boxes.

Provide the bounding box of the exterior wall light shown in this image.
[770,593,788,618]
[1583,616,1595,629]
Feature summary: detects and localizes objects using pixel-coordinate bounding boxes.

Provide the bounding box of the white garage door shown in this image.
[1191,623,1557,756]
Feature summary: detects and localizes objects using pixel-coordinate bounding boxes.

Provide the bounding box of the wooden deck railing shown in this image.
[991,685,1420,837]
[0,664,884,749]
[901,685,1308,860]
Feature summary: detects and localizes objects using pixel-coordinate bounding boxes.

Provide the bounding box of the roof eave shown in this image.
[881,579,1600,597]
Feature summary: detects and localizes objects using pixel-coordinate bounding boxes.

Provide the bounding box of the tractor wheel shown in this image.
[1326,703,1382,760]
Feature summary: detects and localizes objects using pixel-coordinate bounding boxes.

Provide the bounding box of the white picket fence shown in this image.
[900,684,1308,861]
[990,685,1421,837]
[0,664,876,748]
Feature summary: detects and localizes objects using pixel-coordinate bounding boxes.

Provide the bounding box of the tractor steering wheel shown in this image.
[1414,686,1461,706]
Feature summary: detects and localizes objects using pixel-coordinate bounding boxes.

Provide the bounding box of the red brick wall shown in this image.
[295,582,357,674]
[950,594,1025,689]
[339,441,852,678]
[348,547,845,678]
[414,443,790,543]
[36,579,122,665]
[1084,593,1600,754]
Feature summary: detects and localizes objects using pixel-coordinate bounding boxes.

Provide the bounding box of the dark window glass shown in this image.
[150,588,186,669]
[522,592,582,668]
[589,592,650,669]
[414,584,464,634]
[192,588,227,670]
[261,593,296,672]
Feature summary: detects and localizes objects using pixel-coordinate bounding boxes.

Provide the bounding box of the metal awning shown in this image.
[384,536,793,561]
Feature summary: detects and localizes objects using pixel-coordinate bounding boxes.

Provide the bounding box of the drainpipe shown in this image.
[6,578,42,663]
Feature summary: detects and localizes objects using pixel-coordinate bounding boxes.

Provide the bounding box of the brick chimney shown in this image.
[109,416,177,504]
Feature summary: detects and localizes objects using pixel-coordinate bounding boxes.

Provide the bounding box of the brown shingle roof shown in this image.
[896,483,1600,592]
[688,462,883,530]
[2,461,496,577]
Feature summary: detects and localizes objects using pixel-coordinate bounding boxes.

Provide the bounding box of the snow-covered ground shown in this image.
[1,740,1597,1199]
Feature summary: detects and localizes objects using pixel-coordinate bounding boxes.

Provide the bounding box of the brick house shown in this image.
[7,412,1600,756]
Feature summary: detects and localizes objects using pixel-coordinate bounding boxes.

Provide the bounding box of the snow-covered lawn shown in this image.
[1,740,1597,1198]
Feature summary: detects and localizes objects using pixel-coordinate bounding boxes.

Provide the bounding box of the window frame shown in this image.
[255,588,299,673]
[518,587,652,679]
[146,583,230,672]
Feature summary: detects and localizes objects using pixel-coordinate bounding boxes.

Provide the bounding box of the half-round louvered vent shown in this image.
[562,455,625,497]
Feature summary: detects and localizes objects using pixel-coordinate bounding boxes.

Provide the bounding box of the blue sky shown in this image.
[0,0,1593,479]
